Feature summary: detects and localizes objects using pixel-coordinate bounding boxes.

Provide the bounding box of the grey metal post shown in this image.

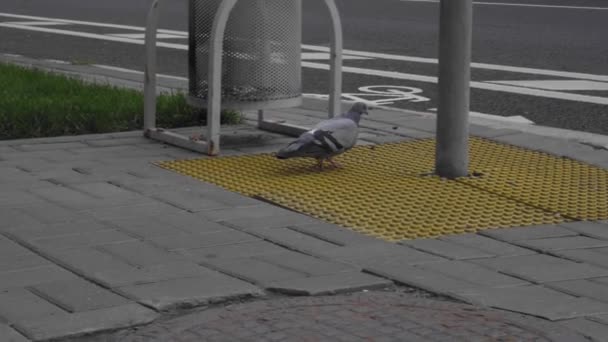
[324,0,343,118]
[435,0,473,178]
[207,0,239,156]
[143,0,160,132]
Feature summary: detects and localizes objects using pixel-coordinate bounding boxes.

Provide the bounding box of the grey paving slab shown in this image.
[561,221,608,240]
[14,303,157,342]
[590,313,608,326]
[221,212,319,231]
[148,229,258,251]
[561,318,608,342]
[199,204,301,222]
[102,216,190,239]
[319,243,447,267]
[479,225,579,242]
[28,186,106,211]
[178,240,288,262]
[84,137,154,147]
[0,265,80,290]
[592,277,608,286]
[84,202,185,221]
[471,254,608,283]
[28,229,135,252]
[551,247,608,268]
[515,236,608,252]
[117,275,262,310]
[0,190,41,208]
[0,236,36,258]
[365,262,482,295]
[16,141,89,151]
[0,254,50,273]
[401,238,495,260]
[148,190,230,212]
[288,222,382,246]
[243,227,345,256]
[17,201,91,225]
[469,126,520,138]
[417,261,530,288]
[0,208,40,231]
[0,288,68,322]
[267,272,393,296]
[438,233,535,257]
[30,278,131,312]
[254,251,357,276]
[4,220,113,240]
[546,279,608,303]
[452,285,608,321]
[86,261,215,288]
[0,322,29,342]
[97,240,189,267]
[202,258,307,285]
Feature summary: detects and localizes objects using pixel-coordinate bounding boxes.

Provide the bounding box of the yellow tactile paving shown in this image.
[158,138,608,241]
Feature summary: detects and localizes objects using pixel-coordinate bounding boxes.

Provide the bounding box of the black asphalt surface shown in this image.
[1,0,607,134]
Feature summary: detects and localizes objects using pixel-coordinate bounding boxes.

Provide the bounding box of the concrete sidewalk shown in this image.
[1,54,608,341]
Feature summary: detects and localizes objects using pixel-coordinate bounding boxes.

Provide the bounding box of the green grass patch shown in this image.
[0,63,241,140]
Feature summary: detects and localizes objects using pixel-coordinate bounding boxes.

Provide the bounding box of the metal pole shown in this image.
[208,0,239,156]
[435,0,472,178]
[143,0,161,133]
[323,0,343,118]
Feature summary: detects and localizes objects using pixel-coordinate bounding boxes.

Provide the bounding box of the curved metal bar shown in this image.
[207,0,239,156]
[323,0,343,118]
[143,0,161,132]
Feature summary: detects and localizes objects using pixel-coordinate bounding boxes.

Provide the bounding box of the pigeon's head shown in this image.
[343,102,370,125]
[350,102,370,115]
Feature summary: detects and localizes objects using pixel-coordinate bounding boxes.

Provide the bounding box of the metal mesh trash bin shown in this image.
[188,0,302,110]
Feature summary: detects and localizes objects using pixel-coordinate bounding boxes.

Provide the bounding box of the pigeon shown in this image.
[276,102,369,170]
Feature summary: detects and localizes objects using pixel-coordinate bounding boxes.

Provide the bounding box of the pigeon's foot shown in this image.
[328,158,342,169]
[316,158,324,171]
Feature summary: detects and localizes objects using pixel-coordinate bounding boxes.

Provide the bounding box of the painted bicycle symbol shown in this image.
[305,85,430,106]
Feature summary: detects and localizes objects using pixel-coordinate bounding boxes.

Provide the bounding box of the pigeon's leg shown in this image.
[316,158,324,171]
[328,158,342,168]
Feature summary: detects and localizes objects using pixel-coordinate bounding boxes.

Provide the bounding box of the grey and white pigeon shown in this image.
[276,102,369,170]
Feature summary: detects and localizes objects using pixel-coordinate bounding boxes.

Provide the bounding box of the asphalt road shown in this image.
[1,0,607,134]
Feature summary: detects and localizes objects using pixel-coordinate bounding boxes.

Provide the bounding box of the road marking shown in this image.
[302,52,369,61]
[109,33,186,39]
[301,45,608,83]
[306,85,430,106]
[428,108,534,124]
[487,80,608,91]
[3,20,69,26]
[2,12,608,82]
[400,0,608,11]
[303,62,608,105]
[1,12,607,106]
[93,64,188,81]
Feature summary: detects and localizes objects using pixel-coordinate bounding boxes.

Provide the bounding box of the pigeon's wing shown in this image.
[276,118,358,159]
[315,117,359,151]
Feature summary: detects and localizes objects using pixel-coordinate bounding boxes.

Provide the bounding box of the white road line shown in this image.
[3,21,69,26]
[2,12,608,82]
[400,0,608,10]
[93,64,188,81]
[428,108,534,124]
[109,33,186,39]
[0,23,188,50]
[303,62,608,105]
[1,13,608,105]
[301,45,608,82]
[487,80,608,91]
